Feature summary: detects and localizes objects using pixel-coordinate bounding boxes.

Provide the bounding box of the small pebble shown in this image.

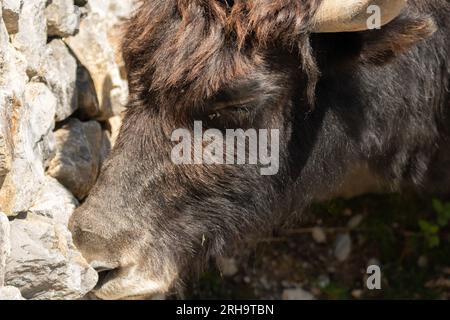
[418,256,428,268]
[347,214,364,229]
[317,275,330,288]
[311,227,327,244]
[351,289,363,299]
[334,233,352,262]
[282,288,315,300]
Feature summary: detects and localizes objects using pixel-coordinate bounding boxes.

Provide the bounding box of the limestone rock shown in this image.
[0,19,26,193]
[0,12,28,95]
[5,214,98,300]
[1,0,23,34]
[48,119,103,200]
[0,82,56,216]
[0,286,25,300]
[45,0,81,38]
[0,108,13,185]
[64,3,129,120]
[0,0,134,300]
[43,39,78,121]
[29,176,79,227]
[0,212,11,287]
[10,0,47,76]
[107,115,122,147]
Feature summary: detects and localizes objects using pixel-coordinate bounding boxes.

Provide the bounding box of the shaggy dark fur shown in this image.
[69,0,450,299]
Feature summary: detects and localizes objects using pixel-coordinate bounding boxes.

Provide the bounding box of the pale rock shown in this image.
[0,286,25,300]
[418,255,428,268]
[347,214,364,229]
[351,289,363,299]
[29,176,79,226]
[48,119,103,200]
[45,0,81,38]
[88,0,135,22]
[0,82,56,216]
[282,288,315,300]
[26,83,57,165]
[5,213,98,300]
[0,13,28,95]
[0,13,27,185]
[43,39,78,121]
[311,227,327,244]
[0,212,11,286]
[107,115,122,147]
[10,0,47,76]
[1,0,23,34]
[64,5,128,120]
[334,233,352,262]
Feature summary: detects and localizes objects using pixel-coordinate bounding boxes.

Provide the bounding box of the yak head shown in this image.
[69,0,436,299]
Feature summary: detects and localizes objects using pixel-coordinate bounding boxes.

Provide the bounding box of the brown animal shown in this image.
[69,0,450,299]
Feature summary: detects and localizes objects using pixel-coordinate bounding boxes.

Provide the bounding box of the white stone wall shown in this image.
[0,0,134,300]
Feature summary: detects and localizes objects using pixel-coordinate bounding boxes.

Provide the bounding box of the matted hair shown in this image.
[122,0,323,108]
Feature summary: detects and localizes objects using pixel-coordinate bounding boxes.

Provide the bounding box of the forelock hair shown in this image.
[123,0,323,109]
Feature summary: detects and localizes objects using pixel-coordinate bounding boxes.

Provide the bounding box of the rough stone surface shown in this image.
[107,115,122,147]
[0,11,27,187]
[0,212,11,287]
[45,0,81,38]
[1,0,23,34]
[43,39,78,121]
[10,0,47,76]
[64,0,131,120]
[48,119,103,200]
[5,214,98,300]
[29,177,79,226]
[0,82,56,216]
[0,286,25,300]
[0,0,132,299]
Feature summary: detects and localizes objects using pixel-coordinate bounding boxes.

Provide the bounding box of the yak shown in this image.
[69,0,450,300]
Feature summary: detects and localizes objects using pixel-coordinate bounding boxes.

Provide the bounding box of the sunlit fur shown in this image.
[69,0,449,299]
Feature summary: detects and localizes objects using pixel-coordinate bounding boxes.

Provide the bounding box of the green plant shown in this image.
[418,219,440,248]
[418,199,450,248]
[432,199,450,227]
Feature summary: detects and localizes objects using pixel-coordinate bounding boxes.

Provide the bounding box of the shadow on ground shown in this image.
[186,193,450,300]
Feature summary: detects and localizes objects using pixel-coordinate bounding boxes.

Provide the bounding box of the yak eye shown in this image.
[209,101,253,117]
[205,101,256,129]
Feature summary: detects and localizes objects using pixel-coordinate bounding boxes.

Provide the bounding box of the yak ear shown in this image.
[358,13,437,65]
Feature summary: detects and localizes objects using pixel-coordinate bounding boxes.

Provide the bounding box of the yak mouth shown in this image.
[94,269,118,289]
[91,264,169,300]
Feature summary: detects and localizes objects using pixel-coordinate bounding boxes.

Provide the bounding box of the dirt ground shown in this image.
[186,193,450,300]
